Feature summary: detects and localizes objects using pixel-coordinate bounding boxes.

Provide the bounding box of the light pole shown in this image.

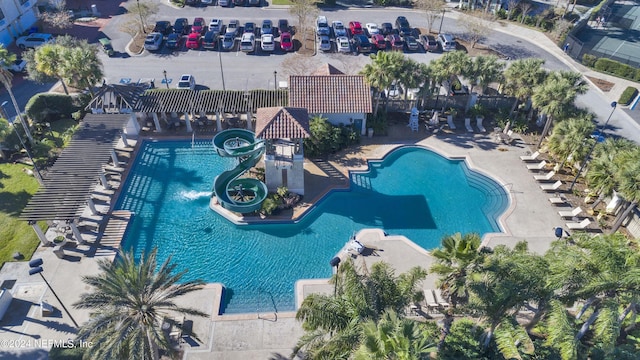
[218,38,226,91]
[569,101,617,192]
[1,101,43,184]
[29,258,79,328]
[136,0,146,34]
[273,71,277,91]
[438,9,446,34]
[162,70,169,89]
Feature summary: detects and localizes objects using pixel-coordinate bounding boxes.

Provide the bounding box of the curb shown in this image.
[125,33,146,57]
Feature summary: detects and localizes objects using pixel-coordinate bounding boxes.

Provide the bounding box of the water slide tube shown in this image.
[212,129,268,213]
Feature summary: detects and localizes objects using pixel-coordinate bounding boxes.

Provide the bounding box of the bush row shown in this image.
[619,86,638,106]
[303,115,360,158]
[25,93,79,124]
[583,57,640,82]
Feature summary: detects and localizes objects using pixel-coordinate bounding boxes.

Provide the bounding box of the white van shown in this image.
[177,74,195,90]
[240,33,255,52]
[437,33,456,52]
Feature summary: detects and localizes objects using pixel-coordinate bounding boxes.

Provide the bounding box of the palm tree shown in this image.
[502,58,547,117]
[467,55,505,94]
[0,45,35,144]
[61,45,104,96]
[532,71,588,149]
[293,259,427,359]
[610,147,640,232]
[546,115,595,171]
[354,310,438,360]
[585,138,635,210]
[361,51,400,115]
[74,248,207,360]
[34,44,69,95]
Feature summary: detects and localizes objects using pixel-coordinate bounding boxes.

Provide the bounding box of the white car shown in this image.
[261,34,275,52]
[332,21,347,37]
[336,36,351,53]
[240,33,255,52]
[16,33,54,49]
[2,58,27,73]
[177,74,196,90]
[209,19,223,36]
[144,32,163,51]
[365,23,379,36]
[226,20,239,37]
[318,35,331,52]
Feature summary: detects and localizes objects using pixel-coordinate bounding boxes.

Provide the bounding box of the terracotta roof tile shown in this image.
[289,75,372,114]
[255,107,310,139]
[311,63,345,76]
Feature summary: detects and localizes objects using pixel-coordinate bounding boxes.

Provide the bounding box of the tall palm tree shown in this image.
[610,148,640,232]
[502,58,547,117]
[74,248,206,360]
[0,45,35,144]
[467,55,505,94]
[354,310,438,360]
[361,51,398,115]
[34,44,69,95]
[585,138,635,210]
[532,71,588,149]
[546,115,595,171]
[61,45,104,97]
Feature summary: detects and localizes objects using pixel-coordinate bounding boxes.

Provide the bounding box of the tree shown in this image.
[361,52,397,115]
[458,11,493,49]
[610,147,640,232]
[39,0,73,33]
[503,58,547,117]
[439,319,490,360]
[60,45,104,96]
[546,115,595,171]
[74,248,206,360]
[289,0,318,51]
[532,71,588,149]
[467,55,504,94]
[416,0,446,34]
[34,44,69,94]
[121,0,158,36]
[506,0,520,21]
[518,1,534,24]
[585,138,635,210]
[0,45,35,144]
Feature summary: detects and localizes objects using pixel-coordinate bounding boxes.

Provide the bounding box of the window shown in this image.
[0,9,5,21]
[20,0,30,5]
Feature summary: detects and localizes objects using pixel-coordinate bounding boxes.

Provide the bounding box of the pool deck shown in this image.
[0,125,571,359]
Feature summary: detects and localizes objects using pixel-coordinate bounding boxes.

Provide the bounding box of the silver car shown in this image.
[318,35,331,52]
[144,32,163,51]
[336,36,350,53]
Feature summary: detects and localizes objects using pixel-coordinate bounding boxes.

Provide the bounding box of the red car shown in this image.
[280,32,293,51]
[186,33,201,49]
[371,34,386,50]
[386,34,404,51]
[348,21,364,35]
[191,17,205,34]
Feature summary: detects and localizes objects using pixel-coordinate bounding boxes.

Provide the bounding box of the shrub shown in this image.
[594,58,638,80]
[260,195,279,216]
[582,53,598,67]
[303,115,360,158]
[496,9,507,19]
[25,93,76,124]
[618,86,638,106]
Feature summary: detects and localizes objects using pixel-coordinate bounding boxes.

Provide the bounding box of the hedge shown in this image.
[619,86,638,106]
[593,58,640,81]
[25,93,76,124]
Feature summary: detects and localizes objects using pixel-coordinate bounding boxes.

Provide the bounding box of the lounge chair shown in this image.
[433,289,450,308]
[527,160,547,171]
[465,117,474,132]
[476,116,486,132]
[423,289,438,312]
[549,196,567,205]
[566,218,591,230]
[534,170,556,181]
[540,180,563,192]
[447,115,456,130]
[559,206,583,219]
[520,151,541,161]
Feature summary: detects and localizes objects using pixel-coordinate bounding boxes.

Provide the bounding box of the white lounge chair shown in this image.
[540,180,563,192]
[424,289,438,312]
[534,171,556,181]
[549,196,567,205]
[447,115,456,130]
[520,151,541,161]
[465,117,474,132]
[433,289,450,308]
[476,116,486,132]
[566,218,591,230]
[559,206,583,219]
[527,160,547,171]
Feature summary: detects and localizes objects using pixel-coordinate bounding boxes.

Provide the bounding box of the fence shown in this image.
[382,94,515,113]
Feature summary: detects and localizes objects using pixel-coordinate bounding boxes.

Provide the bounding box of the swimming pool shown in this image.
[116,140,509,314]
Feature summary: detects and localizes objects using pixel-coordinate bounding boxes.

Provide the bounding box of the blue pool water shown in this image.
[116,140,509,314]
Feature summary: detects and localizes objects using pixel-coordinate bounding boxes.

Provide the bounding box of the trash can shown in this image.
[91,4,99,16]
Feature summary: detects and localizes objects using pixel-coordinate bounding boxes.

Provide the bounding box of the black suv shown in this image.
[278,19,289,34]
[174,18,189,35]
[352,34,372,54]
[395,16,411,37]
[154,21,173,36]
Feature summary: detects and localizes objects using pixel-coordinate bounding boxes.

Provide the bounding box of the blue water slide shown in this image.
[212,129,268,213]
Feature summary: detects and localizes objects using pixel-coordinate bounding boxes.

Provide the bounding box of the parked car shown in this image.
[16,33,54,49]
[241,33,256,52]
[174,18,189,35]
[234,0,245,6]
[98,38,115,57]
[248,0,261,6]
[144,32,163,51]
[185,33,201,49]
[337,36,351,53]
[192,17,205,34]
[437,33,457,51]
[386,34,404,51]
[316,16,330,36]
[404,35,419,51]
[226,19,240,36]
[349,21,364,35]
[371,34,386,50]
[280,32,293,51]
[352,34,371,54]
[387,83,402,98]
[244,22,256,34]
[332,21,347,37]
[278,19,289,34]
[185,0,200,5]
[166,33,183,49]
[395,16,411,36]
[177,74,196,90]
[222,33,235,50]
[201,0,214,4]
[209,19,223,36]
[203,30,217,49]
[420,34,438,52]
[218,0,231,7]
[2,58,27,73]
[154,21,172,36]
[261,20,273,35]
[318,35,331,52]
[380,22,393,35]
[365,23,379,36]
[261,34,275,51]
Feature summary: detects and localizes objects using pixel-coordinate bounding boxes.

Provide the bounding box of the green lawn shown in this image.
[0,162,43,268]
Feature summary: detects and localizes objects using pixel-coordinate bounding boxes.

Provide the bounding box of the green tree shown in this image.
[585,138,636,210]
[74,248,207,360]
[431,51,471,109]
[546,115,595,171]
[503,58,547,117]
[467,55,505,94]
[289,0,318,50]
[361,52,398,115]
[34,44,69,94]
[439,319,490,360]
[0,45,35,144]
[61,45,104,96]
[610,147,640,232]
